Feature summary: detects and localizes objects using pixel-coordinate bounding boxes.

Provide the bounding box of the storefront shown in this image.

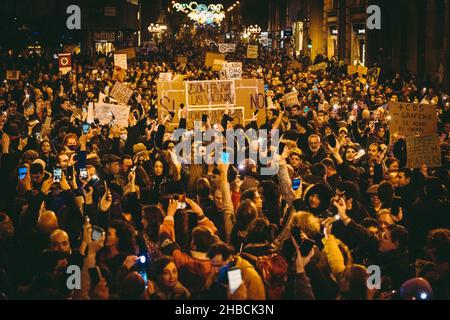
[93,31,116,54]
[352,24,366,66]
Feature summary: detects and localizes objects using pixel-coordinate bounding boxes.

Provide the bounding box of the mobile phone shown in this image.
[292,178,301,190]
[86,175,100,189]
[202,114,208,123]
[18,166,27,180]
[130,165,137,173]
[53,167,62,183]
[324,134,336,148]
[91,225,104,241]
[79,167,88,180]
[177,194,187,210]
[227,268,243,294]
[88,267,102,287]
[391,195,401,216]
[291,226,315,256]
[221,151,230,164]
[67,166,74,181]
[138,270,148,288]
[82,122,90,134]
[354,149,366,161]
[264,84,269,92]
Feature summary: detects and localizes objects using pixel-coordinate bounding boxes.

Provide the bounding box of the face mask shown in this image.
[68,145,77,151]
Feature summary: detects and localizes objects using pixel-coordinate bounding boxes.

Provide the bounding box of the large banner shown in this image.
[58,53,72,75]
[114,54,128,70]
[88,102,130,127]
[247,45,258,59]
[220,62,242,80]
[218,43,236,53]
[109,82,134,105]
[406,135,442,168]
[205,52,225,67]
[388,102,437,137]
[157,79,266,128]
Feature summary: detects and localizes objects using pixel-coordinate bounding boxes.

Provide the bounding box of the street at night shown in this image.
[0,0,449,305]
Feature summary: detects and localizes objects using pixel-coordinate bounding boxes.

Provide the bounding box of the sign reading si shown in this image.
[186,80,235,107]
[389,102,437,137]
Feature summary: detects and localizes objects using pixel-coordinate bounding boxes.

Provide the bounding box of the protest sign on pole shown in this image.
[109,82,134,105]
[186,80,235,107]
[220,62,243,80]
[58,53,72,75]
[159,73,172,82]
[6,70,20,80]
[284,91,300,107]
[88,102,130,127]
[309,62,328,72]
[388,102,437,137]
[205,52,225,67]
[114,54,128,71]
[218,43,236,53]
[406,135,442,168]
[247,45,258,59]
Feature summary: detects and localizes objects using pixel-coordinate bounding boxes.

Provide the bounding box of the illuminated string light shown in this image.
[172,2,225,25]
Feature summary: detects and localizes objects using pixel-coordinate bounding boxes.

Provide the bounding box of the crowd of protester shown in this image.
[0,35,449,300]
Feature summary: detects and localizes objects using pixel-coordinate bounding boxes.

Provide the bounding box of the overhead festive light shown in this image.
[246,25,261,34]
[173,2,225,25]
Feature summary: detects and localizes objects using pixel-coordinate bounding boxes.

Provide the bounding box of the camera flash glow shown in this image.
[238,164,245,170]
[420,292,428,300]
[139,255,146,264]
[386,115,392,121]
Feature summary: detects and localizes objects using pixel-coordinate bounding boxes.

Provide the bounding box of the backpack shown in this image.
[240,252,288,300]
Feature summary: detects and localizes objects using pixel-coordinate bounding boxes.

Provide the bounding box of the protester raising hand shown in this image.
[99,187,113,212]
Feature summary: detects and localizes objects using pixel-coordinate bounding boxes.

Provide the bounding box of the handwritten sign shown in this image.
[205,52,225,67]
[218,43,236,53]
[159,72,172,82]
[109,82,134,105]
[186,80,235,107]
[309,62,328,72]
[6,70,20,80]
[220,62,243,80]
[114,54,127,70]
[88,102,130,127]
[406,135,442,168]
[247,45,258,59]
[389,102,437,137]
[284,91,300,107]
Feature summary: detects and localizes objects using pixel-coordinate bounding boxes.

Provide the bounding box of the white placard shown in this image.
[218,43,236,53]
[114,54,128,70]
[88,102,130,127]
[220,62,243,80]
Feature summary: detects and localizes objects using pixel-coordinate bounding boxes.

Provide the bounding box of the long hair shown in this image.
[109,220,136,255]
[141,205,164,243]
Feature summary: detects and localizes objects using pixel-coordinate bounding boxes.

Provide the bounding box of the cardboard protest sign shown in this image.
[114,54,128,71]
[88,102,130,127]
[358,65,368,75]
[205,52,225,67]
[157,78,266,128]
[368,68,381,83]
[58,53,72,75]
[220,62,243,80]
[406,135,442,168]
[109,82,134,105]
[247,45,258,59]
[347,65,358,75]
[186,80,235,107]
[218,43,236,53]
[177,56,188,66]
[212,59,226,72]
[6,70,20,80]
[309,62,328,72]
[284,91,300,107]
[388,102,437,137]
[114,47,136,60]
[159,73,172,82]
[288,61,302,70]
